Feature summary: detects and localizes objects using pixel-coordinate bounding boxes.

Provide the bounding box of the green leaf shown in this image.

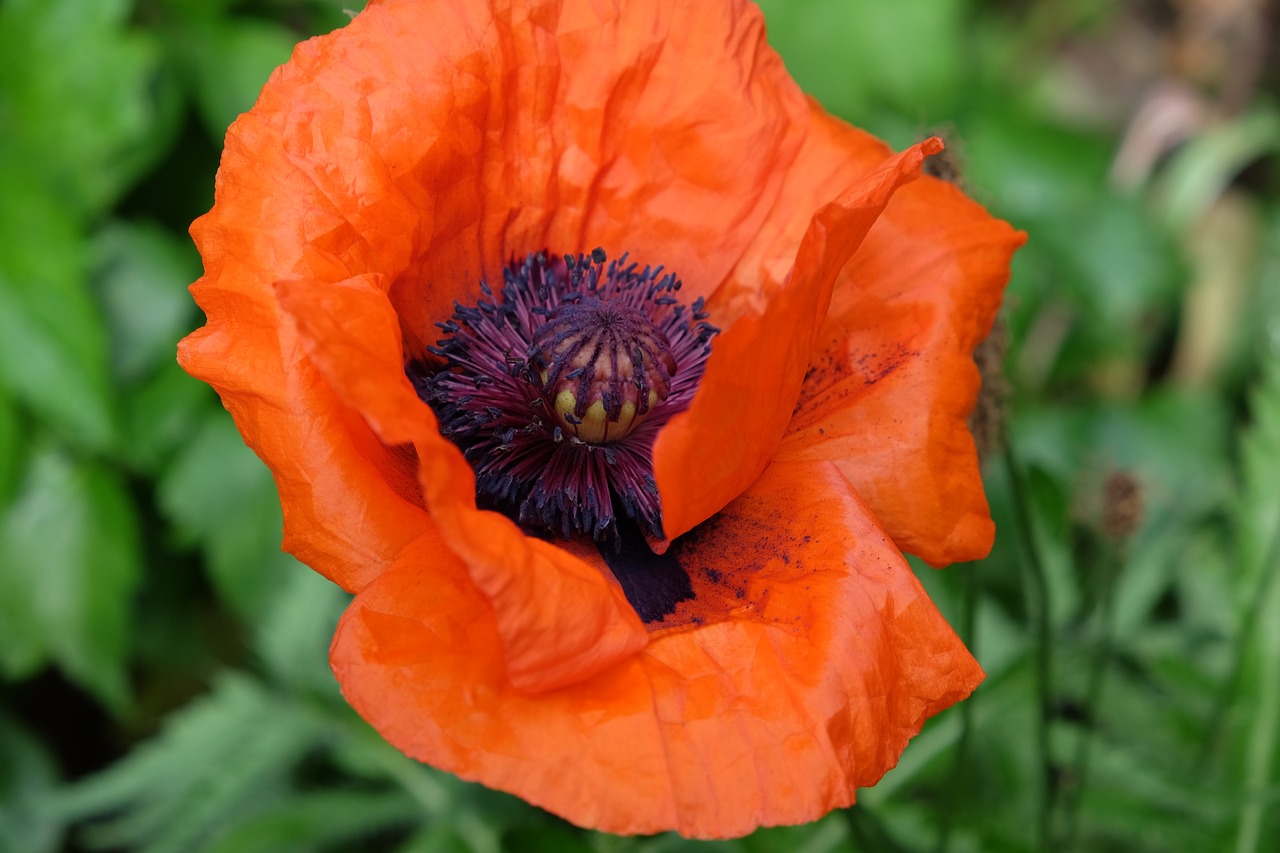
[1057,198,1182,334]
[742,814,847,853]
[0,0,171,216]
[202,789,423,853]
[0,712,63,853]
[961,110,1184,384]
[395,826,481,853]
[254,567,350,694]
[964,111,1114,226]
[1239,358,1280,595]
[1156,107,1280,232]
[0,166,118,452]
[177,18,302,140]
[758,0,966,121]
[501,825,594,853]
[92,220,201,385]
[0,446,141,710]
[1095,389,1233,524]
[122,359,216,475]
[313,0,370,30]
[156,412,292,619]
[54,673,327,853]
[1071,738,1221,851]
[1233,354,1280,851]
[326,720,540,853]
[0,389,21,505]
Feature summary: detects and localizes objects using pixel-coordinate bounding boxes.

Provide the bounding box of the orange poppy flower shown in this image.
[178,0,1024,839]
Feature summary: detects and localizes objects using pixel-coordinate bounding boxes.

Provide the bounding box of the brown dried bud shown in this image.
[1103,471,1144,543]
[969,317,1010,463]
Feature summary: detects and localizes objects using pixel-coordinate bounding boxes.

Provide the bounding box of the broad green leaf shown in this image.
[0,390,21,505]
[963,110,1183,384]
[961,111,1119,386]
[177,18,301,140]
[963,109,1113,227]
[0,166,118,452]
[1057,198,1182,334]
[0,0,170,216]
[156,412,292,619]
[92,221,200,385]
[758,0,966,121]
[0,446,140,711]
[253,567,349,694]
[0,713,63,853]
[122,359,215,475]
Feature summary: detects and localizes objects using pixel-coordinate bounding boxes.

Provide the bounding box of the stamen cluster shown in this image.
[412,249,716,542]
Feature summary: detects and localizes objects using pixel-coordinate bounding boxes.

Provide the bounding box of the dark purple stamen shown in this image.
[411,249,716,543]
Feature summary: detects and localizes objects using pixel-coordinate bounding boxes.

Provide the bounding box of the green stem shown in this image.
[1003,437,1056,852]
[1060,542,1122,851]
[937,564,980,853]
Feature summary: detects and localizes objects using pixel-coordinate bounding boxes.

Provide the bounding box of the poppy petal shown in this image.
[275,274,648,692]
[774,120,1025,565]
[179,0,879,583]
[257,0,816,357]
[332,456,982,838]
[652,139,942,546]
[706,102,893,320]
[179,246,430,593]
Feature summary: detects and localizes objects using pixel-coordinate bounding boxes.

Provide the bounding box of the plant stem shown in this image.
[1003,437,1056,852]
[937,564,980,853]
[1060,541,1122,851]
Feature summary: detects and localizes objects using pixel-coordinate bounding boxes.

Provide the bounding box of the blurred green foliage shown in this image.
[1,0,1278,851]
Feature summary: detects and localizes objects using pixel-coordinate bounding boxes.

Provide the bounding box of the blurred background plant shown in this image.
[1,0,1277,850]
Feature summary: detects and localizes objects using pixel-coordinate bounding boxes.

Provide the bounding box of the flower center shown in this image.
[529,297,678,444]
[410,249,716,543]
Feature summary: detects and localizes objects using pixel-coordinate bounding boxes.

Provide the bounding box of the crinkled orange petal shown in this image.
[178,178,430,592]
[261,0,816,358]
[652,139,942,546]
[707,101,893,320]
[773,114,1026,565]
[275,275,647,692]
[178,0,870,591]
[332,457,982,838]
[181,0,1010,827]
